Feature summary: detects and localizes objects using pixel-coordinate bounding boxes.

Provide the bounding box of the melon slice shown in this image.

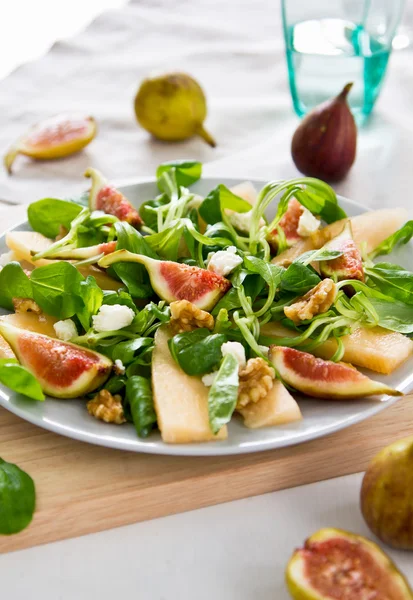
[261,321,413,375]
[152,326,227,443]
[6,230,122,291]
[272,208,408,266]
[239,379,302,429]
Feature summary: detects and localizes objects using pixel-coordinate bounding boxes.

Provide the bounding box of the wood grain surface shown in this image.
[0,398,412,553]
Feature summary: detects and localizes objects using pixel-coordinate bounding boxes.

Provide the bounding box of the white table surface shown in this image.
[0,1,412,596]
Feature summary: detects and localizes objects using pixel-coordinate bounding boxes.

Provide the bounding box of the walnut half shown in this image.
[87,389,126,424]
[284,279,337,325]
[12,297,42,314]
[169,300,214,334]
[237,357,275,409]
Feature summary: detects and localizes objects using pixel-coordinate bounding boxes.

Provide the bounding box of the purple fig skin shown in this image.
[360,436,413,550]
[291,83,357,183]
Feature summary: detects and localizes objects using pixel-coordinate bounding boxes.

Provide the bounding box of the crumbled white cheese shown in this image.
[0,251,17,266]
[221,341,246,368]
[297,206,320,237]
[202,371,218,387]
[53,319,78,342]
[228,210,266,235]
[92,304,135,332]
[207,246,243,277]
[114,359,126,374]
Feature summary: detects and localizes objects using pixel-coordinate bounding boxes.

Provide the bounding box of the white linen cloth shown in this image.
[0,0,412,211]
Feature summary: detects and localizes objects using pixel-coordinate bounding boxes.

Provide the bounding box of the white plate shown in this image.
[0,177,412,456]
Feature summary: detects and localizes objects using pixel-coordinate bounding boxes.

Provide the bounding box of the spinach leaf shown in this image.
[112,337,153,364]
[102,290,137,312]
[168,329,226,376]
[145,222,185,261]
[208,353,239,434]
[156,160,202,188]
[139,194,169,231]
[31,262,84,319]
[369,221,413,259]
[368,297,413,334]
[0,457,36,534]
[365,263,413,305]
[104,375,127,395]
[77,276,103,331]
[28,198,82,238]
[281,263,320,294]
[113,222,157,298]
[295,248,343,265]
[125,376,157,438]
[0,262,33,311]
[199,184,251,225]
[0,359,45,401]
[243,255,284,287]
[212,273,264,315]
[295,186,347,224]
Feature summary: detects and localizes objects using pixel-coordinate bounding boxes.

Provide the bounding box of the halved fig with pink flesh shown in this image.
[286,528,413,600]
[99,250,231,310]
[43,240,117,261]
[85,167,142,228]
[0,321,112,398]
[320,221,364,282]
[267,198,304,251]
[4,114,97,174]
[269,346,400,399]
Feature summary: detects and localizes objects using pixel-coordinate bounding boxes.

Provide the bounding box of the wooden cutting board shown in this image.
[1,397,412,553]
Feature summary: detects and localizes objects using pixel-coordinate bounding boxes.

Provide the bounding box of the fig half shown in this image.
[85,167,143,228]
[269,346,401,399]
[319,222,364,282]
[267,198,304,251]
[286,528,413,600]
[361,436,413,550]
[4,114,97,174]
[0,321,112,398]
[99,250,231,310]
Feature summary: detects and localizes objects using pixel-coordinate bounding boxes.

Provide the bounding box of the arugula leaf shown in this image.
[281,263,320,294]
[112,337,153,364]
[365,263,413,305]
[0,359,45,401]
[369,221,413,259]
[199,184,251,225]
[0,262,33,310]
[113,222,157,298]
[28,198,82,238]
[31,262,84,319]
[156,160,202,188]
[77,276,103,331]
[208,353,239,434]
[125,376,157,438]
[0,457,36,534]
[168,329,227,376]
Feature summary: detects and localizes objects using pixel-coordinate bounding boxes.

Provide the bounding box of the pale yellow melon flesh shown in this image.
[6,230,122,291]
[0,312,58,359]
[261,322,413,375]
[152,326,227,443]
[239,379,302,429]
[272,208,408,266]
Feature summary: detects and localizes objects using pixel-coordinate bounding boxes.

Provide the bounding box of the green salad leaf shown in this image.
[0,262,33,311]
[31,262,84,319]
[112,337,153,364]
[365,263,413,305]
[102,290,137,312]
[0,359,45,401]
[369,221,413,259]
[139,194,169,231]
[367,296,413,334]
[156,160,202,188]
[208,353,239,434]
[199,184,251,225]
[168,329,227,376]
[0,457,36,535]
[77,276,103,330]
[125,376,157,438]
[28,198,82,238]
[280,263,320,294]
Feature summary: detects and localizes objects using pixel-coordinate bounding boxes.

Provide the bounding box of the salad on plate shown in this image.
[0,160,412,444]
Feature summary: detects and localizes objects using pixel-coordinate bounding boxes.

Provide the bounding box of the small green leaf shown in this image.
[243,255,284,287]
[0,359,45,401]
[0,262,33,311]
[199,185,251,224]
[125,376,157,438]
[168,329,227,376]
[77,276,103,330]
[365,263,413,305]
[208,354,239,434]
[156,160,202,188]
[369,221,413,259]
[112,337,153,364]
[28,198,82,238]
[31,262,84,319]
[281,263,320,294]
[0,457,36,535]
[294,249,343,265]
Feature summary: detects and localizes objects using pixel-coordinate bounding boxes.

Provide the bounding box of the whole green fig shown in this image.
[360,436,413,550]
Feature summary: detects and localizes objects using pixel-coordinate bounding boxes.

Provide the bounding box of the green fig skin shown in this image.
[361,436,413,550]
